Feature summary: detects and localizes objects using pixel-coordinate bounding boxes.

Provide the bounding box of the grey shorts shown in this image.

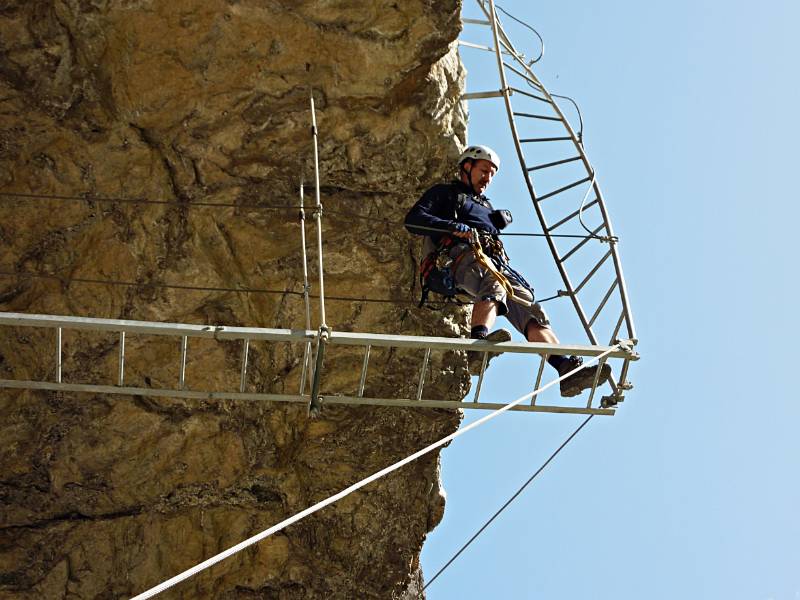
[449,244,551,335]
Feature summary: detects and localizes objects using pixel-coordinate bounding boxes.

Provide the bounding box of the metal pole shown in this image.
[298,181,314,395]
[310,94,327,328]
[239,338,250,393]
[309,91,330,414]
[531,354,548,406]
[118,331,126,386]
[473,352,490,403]
[585,356,607,408]
[179,335,188,389]
[357,345,371,397]
[55,327,62,383]
[416,348,431,402]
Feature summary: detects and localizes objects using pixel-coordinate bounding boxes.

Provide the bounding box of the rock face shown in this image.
[0,1,472,598]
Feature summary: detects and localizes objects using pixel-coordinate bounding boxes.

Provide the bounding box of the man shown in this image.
[404,145,610,397]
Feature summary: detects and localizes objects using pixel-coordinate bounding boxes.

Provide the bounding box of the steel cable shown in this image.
[0,190,610,241]
[423,414,594,590]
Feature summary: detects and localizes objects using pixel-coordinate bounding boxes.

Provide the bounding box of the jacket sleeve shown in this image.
[404,185,456,237]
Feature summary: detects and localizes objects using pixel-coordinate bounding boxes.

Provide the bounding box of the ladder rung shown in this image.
[502,61,538,85]
[559,224,606,263]
[589,279,620,327]
[463,18,491,25]
[514,112,561,122]
[416,347,431,402]
[528,155,583,172]
[510,87,550,103]
[547,199,600,233]
[536,176,592,203]
[462,90,508,100]
[458,40,495,52]
[521,136,572,143]
[574,250,613,295]
[357,344,371,397]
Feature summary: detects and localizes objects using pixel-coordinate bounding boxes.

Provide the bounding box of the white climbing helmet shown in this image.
[459,145,500,171]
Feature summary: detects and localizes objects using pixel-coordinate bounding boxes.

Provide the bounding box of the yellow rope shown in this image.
[469,236,532,308]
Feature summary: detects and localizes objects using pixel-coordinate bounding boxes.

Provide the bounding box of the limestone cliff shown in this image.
[0,1,472,598]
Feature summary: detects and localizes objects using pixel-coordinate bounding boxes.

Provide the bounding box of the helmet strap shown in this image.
[460,160,477,195]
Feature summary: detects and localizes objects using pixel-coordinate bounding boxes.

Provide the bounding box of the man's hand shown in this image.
[450,222,471,239]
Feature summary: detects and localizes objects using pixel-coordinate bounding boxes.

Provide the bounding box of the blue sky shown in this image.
[421,1,800,598]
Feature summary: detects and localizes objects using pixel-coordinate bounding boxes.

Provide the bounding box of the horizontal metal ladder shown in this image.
[0,312,638,416]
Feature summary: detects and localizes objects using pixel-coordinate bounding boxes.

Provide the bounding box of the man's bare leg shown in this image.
[526,320,559,344]
[470,299,498,330]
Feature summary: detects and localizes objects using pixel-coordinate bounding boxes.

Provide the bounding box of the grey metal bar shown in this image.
[618,358,632,391]
[520,136,572,143]
[0,312,316,343]
[357,344,371,397]
[574,249,613,295]
[528,155,583,173]
[514,112,561,122]
[609,311,625,345]
[458,40,495,52]
[585,357,608,409]
[589,279,620,328]
[298,181,314,396]
[239,338,250,393]
[547,199,600,231]
[559,224,605,264]
[463,18,491,25]
[462,90,508,100]
[0,378,615,416]
[309,332,327,413]
[329,330,633,359]
[473,352,490,403]
[536,176,593,203]
[324,395,615,416]
[531,354,548,406]
[310,94,327,329]
[179,336,188,389]
[118,331,125,386]
[502,61,541,86]
[508,86,549,103]
[0,312,636,361]
[56,327,62,383]
[416,348,431,402]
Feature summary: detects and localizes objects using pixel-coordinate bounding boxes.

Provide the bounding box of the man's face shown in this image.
[464,159,497,194]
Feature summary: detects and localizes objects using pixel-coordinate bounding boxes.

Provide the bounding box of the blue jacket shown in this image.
[404,181,499,245]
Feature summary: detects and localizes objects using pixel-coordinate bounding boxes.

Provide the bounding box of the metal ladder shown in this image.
[459,0,638,405]
[0,311,635,416]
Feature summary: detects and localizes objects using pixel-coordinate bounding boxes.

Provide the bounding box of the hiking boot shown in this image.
[557,356,612,397]
[467,328,512,374]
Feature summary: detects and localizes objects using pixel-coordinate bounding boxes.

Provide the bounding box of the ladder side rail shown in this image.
[0,312,316,343]
[0,379,616,416]
[328,331,633,359]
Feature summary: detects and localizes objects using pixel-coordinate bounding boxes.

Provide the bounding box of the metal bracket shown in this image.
[308,325,331,416]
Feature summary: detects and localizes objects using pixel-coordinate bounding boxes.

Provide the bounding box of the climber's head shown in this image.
[458,145,500,195]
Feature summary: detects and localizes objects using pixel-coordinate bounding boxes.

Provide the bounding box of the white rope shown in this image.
[130,346,618,599]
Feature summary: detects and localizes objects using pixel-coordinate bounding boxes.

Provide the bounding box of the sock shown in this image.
[470,325,489,339]
[547,355,571,372]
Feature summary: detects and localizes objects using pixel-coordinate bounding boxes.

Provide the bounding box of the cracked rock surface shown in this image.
[0,1,473,598]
